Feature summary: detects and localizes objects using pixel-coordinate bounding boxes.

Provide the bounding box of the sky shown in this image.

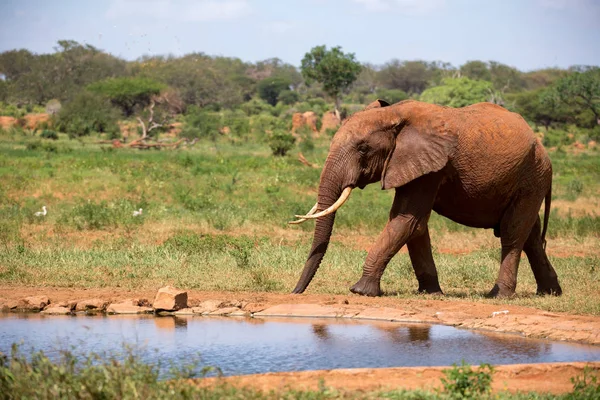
[0,0,599,71]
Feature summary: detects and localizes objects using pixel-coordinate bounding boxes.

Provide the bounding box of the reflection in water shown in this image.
[312,324,330,341]
[375,325,431,345]
[0,314,598,377]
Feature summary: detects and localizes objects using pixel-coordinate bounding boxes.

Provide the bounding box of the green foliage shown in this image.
[257,76,291,106]
[460,60,492,82]
[39,129,58,140]
[88,76,165,116]
[54,91,120,137]
[420,77,495,108]
[370,88,409,104]
[301,45,361,109]
[278,89,300,105]
[222,109,251,138]
[268,129,296,156]
[440,361,494,399]
[377,60,443,94]
[551,67,600,125]
[569,366,600,399]
[240,98,275,116]
[0,344,221,400]
[182,107,222,141]
[0,102,28,118]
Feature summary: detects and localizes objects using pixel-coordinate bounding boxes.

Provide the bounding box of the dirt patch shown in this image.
[198,362,599,395]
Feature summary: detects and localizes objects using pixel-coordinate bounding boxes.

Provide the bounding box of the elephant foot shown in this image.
[536,280,562,296]
[350,276,382,297]
[486,283,515,298]
[417,273,443,294]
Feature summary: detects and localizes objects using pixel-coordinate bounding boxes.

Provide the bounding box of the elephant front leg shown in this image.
[350,214,420,296]
[350,177,440,297]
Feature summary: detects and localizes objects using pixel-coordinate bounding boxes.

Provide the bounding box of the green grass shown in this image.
[1,345,598,399]
[0,131,599,314]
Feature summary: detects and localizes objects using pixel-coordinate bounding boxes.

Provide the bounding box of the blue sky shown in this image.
[0,0,598,71]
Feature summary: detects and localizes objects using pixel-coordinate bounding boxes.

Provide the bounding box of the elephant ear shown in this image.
[364,99,390,111]
[381,126,457,190]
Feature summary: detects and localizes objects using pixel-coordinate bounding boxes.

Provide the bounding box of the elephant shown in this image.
[290,99,562,298]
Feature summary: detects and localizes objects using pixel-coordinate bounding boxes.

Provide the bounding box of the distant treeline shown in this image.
[0,40,598,145]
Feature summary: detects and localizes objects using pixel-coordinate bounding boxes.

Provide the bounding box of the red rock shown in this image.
[41,306,72,315]
[209,307,241,316]
[153,286,188,311]
[320,111,341,134]
[75,298,108,312]
[106,299,152,314]
[17,295,50,311]
[254,304,341,318]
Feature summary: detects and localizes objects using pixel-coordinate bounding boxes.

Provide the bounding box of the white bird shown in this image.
[34,206,47,217]
[132,208,143,217]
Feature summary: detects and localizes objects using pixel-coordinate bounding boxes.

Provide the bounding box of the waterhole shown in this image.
[1,314,599,376]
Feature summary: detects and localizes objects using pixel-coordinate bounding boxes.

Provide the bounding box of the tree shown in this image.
[377,60,436,94]
[552,68,600,125]
[87,77,165,116]
[420,77,496,108]
[511,89,569,131]
[301,45,361,115]
[257,76,291,106]
[460,61,491,81]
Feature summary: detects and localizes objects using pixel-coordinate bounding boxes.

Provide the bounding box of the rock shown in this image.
[75,298,109,312]
[209,307,241,316]
[320,111,341,134]
[588,140,596,149]
[192,300,226,315]
[153,286,188,311]
[17,295,50,311]
[106,299,152,314]
[174,308,195,315]
[41,306,72,315]
[228,309,250,317]
[291,111,318,134]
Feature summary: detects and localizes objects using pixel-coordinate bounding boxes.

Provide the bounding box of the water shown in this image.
[1,314,599,376]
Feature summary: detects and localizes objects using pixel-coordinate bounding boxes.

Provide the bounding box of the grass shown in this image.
[0,131,599,314]
[1,345,598,399]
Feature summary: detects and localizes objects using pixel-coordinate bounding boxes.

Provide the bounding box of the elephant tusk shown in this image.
[288,202,318,224]
[294,187,353,220]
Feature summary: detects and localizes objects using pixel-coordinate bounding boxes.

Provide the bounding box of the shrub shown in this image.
[257,76,291,106]
[54,91,120,137]
[278,89,299,105]
[182,107,221,141]
[240,98,274,116]
[39,129,58,140]
[268,130,296,156]
[440,361,494,399]
[222,109,250,138]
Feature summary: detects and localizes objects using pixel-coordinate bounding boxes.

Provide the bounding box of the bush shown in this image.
[268,130,296,156]
[182,107,221,141]
[39,129,58,140]
[440,361,494,399]
[240,98,274,116]
[222,109,250,138]
[278,89,299,105]
[54,91,120,137]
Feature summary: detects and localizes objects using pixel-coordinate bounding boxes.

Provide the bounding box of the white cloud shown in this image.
[353,0,445,14]
[106,0,251,22]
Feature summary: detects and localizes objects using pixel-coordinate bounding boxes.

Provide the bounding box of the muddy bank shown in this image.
[198,362,600,395]
[1,286,599,345]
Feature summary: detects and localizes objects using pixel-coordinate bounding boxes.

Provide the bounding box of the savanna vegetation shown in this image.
[0,41,599,316]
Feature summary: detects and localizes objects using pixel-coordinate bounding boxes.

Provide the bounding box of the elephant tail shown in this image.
[541,184,552,251]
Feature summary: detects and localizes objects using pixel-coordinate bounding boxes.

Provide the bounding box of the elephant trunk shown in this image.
[292,150,351,294]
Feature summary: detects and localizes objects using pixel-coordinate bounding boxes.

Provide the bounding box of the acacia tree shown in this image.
[552,68,600,125]
[301,45,361,116]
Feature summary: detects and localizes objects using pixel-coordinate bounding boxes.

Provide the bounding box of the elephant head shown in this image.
[290,99,457,294]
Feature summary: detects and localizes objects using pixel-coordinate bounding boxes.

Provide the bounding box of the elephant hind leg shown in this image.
[488,196,541,298]
[523,217,562,296]
[407,226,443,294]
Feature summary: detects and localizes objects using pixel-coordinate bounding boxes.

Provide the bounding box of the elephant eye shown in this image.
[357,143,368,155]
